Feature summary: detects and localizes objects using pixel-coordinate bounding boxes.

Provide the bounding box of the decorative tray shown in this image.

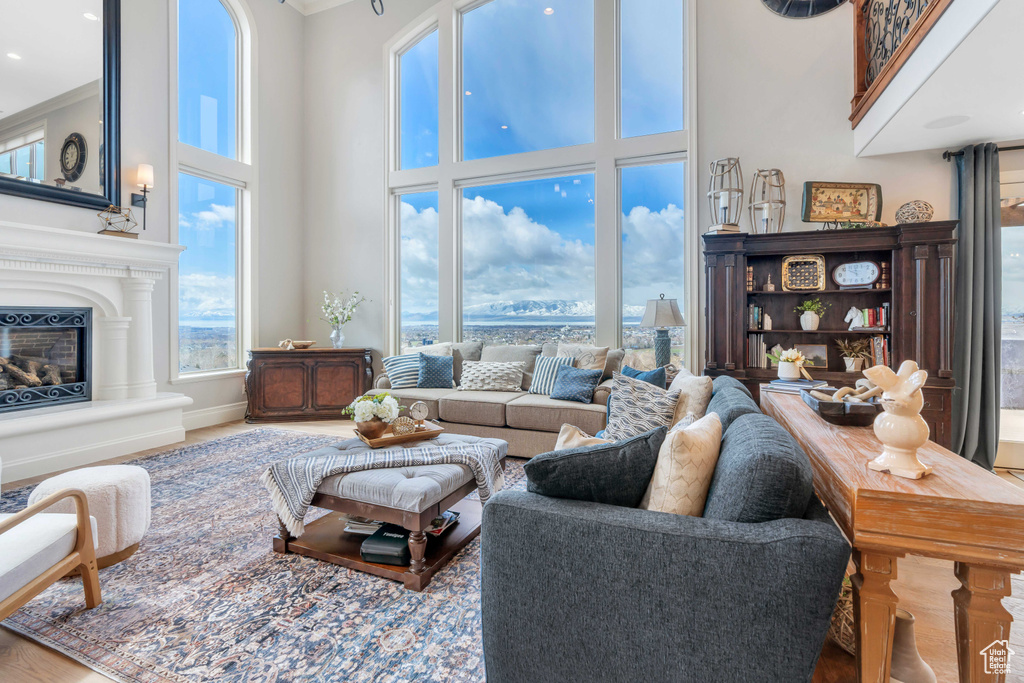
[800,390,882,427]
[356,421,444,448]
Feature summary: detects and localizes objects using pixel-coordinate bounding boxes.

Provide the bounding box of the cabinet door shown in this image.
[259,361,309,413]
[312,361,360,411]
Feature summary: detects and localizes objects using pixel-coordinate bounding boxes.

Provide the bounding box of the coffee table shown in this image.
[272,435,507,591]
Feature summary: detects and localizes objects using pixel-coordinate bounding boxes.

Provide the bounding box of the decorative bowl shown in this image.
[801,389,882,427]
[291,340,316,349]
[895,200,934,225]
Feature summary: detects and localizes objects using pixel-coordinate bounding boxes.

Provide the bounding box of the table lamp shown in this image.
[640,294,685,368]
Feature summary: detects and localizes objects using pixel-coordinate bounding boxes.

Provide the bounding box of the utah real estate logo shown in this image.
[980,640,1014,676]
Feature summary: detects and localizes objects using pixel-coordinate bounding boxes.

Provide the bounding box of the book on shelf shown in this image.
[344,516,383,535]
[853,303,890,330]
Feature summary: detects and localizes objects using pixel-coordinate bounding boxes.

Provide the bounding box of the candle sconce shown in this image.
[706,157,743,233]
[749,168,786,234]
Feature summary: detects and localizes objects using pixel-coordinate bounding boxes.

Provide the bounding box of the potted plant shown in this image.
[344,393,403,439]
[795,298,829,331]
[766,348,806,381]
[836,338,871,372]
[321,290,367,348]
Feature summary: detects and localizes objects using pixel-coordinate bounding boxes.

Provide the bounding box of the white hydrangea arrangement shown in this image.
[767,348,806,365]
[346,393,402,423]
[320,290,367,327]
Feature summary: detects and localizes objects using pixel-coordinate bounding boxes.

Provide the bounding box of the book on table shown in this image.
[764,379,832,395]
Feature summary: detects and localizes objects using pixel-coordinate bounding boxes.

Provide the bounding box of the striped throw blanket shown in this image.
[261,434,507,537]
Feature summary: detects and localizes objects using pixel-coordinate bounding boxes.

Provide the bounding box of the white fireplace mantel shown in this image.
[0,220,192,483]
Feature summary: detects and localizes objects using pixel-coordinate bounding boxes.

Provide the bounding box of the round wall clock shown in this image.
[762,0,847,19]
[59,133,88,182]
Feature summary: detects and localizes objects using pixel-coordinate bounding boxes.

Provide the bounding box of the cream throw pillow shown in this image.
[556,344,609,372]
[669,373,713,427]
[404,343,453,357]
[555,424,612,450]
[641,413,723,516]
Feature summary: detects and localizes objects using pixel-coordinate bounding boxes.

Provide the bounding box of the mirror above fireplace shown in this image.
[0,0,120,210]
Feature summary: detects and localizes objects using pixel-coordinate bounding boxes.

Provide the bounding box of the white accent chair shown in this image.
[0,457,102,621]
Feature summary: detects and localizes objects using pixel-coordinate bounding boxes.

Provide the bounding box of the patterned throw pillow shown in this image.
[670,374,714,427]
[550,365,603,403]
[529,356,575,395]
[459,361,526,392]
[556,343,609,372]
[640,413,723,517]
[417,353,455,389]
[604,373,682,441]
[382,353,422,389]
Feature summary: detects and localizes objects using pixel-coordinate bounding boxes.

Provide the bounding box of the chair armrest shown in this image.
[0,488,96,557]
[374,374,392,390]
[591,378,614,405]
[481,491,849,683]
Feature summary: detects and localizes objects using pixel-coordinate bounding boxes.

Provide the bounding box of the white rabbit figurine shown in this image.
[862,360,932,479]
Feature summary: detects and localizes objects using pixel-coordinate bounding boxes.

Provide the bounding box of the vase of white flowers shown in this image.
[321,290,366,348]
[345,393,402,439]
[767,348,806,381]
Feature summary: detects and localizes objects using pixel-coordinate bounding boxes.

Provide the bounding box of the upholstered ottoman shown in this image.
[29,465,151,568]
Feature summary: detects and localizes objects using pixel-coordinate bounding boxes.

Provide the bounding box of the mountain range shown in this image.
[404,300,649,323]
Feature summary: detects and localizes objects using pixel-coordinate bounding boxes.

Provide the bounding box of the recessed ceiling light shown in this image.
[501,125,508,129]
[923,115,971,130]
[544,7,554,15]
[6,53,21,61]
[465,90,472,95]
[83,12,99,21]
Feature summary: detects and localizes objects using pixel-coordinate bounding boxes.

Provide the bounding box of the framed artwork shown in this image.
[795,344,828,369]
[801,182,882,223]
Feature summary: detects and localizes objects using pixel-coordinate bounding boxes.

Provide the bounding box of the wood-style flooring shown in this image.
[1,419,1022,682]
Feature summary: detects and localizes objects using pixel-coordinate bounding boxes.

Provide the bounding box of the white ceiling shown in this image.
[0,0,104,121]
[857,0,1024,156]
[286,0,357,16]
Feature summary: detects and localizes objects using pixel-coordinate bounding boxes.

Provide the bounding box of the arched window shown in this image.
[173,0,253,377]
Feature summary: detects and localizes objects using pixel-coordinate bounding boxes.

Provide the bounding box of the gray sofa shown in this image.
[480,378,850,683]
[368,342,624,457]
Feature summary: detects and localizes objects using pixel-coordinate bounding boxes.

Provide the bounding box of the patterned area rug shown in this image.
[0,429,528,682]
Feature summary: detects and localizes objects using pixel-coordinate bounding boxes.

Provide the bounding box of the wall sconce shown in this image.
[131,164,154,231]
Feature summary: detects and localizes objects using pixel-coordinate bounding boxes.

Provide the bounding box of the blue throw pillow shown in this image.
[621,365,666,389]
[550,365,602,403]
[382,353,421,389]
[418,353,454,389]
[529,355,575,395]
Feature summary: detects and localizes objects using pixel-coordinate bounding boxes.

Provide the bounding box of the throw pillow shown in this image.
[529,355,575,395]
[669,374,714,427]
[403,342,452,357]
[640,413,723,516]
[381,353,422,389]
[621,365,667,389]
[604,373,681,441]
[550,365,603,403]
[480,345,542,390]
[525,427,668,507]
[417,353,455,389]
[555,424,612,450]
[556,343,609,373]
[458,360,526,392]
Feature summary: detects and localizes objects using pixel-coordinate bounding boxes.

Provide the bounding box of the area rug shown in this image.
[0,429,527,682]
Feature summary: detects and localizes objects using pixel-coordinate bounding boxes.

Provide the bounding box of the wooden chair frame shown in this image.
[0,488,101,621]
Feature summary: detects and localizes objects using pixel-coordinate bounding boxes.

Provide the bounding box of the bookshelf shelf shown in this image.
[746,289,891,296]
[746,329,889,335]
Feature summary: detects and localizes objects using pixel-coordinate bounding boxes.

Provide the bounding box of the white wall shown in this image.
[0,0,306,418]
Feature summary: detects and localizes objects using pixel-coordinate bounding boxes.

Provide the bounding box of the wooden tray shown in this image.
[800,389,881,427]
[356,421,444,448]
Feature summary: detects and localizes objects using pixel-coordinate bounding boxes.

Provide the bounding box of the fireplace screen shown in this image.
[0,307,92,413]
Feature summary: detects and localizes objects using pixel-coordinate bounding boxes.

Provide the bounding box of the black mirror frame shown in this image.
[0,0,120,210]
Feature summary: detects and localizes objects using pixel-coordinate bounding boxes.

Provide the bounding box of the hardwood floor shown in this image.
[1,420,1021,682]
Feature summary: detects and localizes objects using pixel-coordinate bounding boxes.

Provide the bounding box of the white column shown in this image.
[93,316,131,400]
[122,275,157,398]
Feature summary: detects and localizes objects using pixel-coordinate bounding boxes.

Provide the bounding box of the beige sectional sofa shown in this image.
[367,342,623,458]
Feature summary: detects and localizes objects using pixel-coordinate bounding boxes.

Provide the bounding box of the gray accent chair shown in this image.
[481,387,850,683]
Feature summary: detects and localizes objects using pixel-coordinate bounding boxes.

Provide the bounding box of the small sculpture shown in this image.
[279,339,295,350]
[763,274,776,292]
[97,205,139,237]
[895,200,934,224]
[862,361,932,479]
[844,306,863,330]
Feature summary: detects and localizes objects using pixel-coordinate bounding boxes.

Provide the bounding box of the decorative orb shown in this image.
[895,200,934,224]
[391,416,416,436]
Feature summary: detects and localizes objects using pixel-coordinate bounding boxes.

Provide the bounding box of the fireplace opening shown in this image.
[0,307,92,414]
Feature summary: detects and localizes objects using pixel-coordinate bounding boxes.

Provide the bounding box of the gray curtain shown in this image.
[952,143,1001,470]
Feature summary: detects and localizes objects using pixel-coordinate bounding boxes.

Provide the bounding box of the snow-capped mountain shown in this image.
[401,300,649,323]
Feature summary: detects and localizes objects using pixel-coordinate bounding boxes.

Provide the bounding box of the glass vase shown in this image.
[330,325,345,349]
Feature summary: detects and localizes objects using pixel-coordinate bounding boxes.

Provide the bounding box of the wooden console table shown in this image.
[761,390,1024,683]
[245,348,372,422]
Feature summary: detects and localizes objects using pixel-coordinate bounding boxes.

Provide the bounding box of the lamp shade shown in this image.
[640,294,685,329]
[136,163,154,188]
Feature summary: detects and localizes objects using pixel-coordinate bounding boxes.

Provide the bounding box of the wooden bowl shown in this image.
[290,340,316,349]
[800,389,882,427]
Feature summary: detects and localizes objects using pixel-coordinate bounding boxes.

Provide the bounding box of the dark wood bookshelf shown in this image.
[703,222,957,448]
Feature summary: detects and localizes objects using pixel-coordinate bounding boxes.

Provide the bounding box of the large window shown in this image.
[1000,186,1024,452]
[387,0,692,366]
[0,135,44,182]
[174,0,251,377]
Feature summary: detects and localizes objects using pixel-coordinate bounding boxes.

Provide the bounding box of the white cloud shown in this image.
[621,204,685,309]
[193,204,234,230]
[399,202,439,316]
[179,272,236,321]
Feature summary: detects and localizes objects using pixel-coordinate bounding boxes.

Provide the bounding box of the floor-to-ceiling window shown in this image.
[999,171,1024,463]
[387,0,693,367]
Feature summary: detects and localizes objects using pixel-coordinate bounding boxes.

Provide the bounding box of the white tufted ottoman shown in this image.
[29,465,151,568]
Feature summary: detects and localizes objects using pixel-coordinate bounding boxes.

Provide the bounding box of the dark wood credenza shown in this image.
[703,221,957,448]
[245,348,372,423]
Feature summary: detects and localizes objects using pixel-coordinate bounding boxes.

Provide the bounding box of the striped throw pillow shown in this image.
[604,373,682,441]
[529,356,575,395]
[382,353,421,389]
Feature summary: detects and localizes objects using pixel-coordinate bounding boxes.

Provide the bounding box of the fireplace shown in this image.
[0,307,92,414]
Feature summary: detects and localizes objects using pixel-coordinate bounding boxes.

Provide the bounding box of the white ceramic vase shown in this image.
[890,609,937,683]
[800,311,820,331]
[843,357,864,373]
[777,361,802,380]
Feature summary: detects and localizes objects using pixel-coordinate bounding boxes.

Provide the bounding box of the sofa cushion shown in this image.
[604,374,681,441]
[703,413,815,523]
[670,373,714,426]
[621,365,667,388]
[480,345,542,390]
[418,353,455,389]
[706,386,760,432]
[529,355,575,395]
[712,374,753,399]
[524,427,667,508]
[459,361,526,392]
[640,413,723,517]
[451,341,484,384]
[317,464,473,513]
[439,390,523,427]
[382,352,430,389]
[366,387,456,421]
[506,393,607,435]
[543,344,623,380]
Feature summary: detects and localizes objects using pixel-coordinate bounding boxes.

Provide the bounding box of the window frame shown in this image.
[385,0,698,370]
[168,0,257,383]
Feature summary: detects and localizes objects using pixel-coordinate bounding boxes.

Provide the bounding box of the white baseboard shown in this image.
[182,402,247,431]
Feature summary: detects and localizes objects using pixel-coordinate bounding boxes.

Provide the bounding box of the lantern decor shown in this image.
[96,205,139,239]
[749,168,786,234]
[706,157,744,234]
